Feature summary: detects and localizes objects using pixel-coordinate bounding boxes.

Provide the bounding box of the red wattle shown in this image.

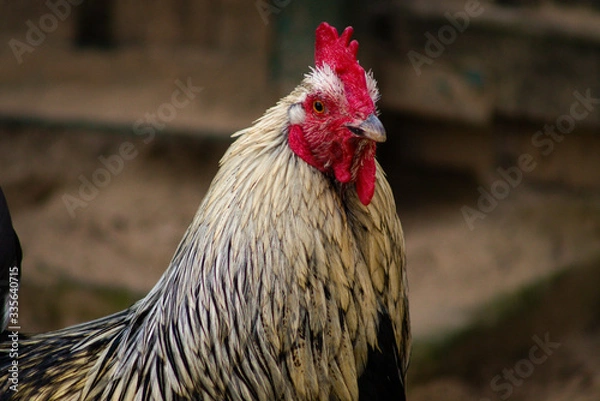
[333,158,353,184]
[355,151,376,206]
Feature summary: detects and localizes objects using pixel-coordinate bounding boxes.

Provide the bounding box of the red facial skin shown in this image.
[288,93,377,206]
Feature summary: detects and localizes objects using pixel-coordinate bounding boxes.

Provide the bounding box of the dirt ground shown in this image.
[1,126,599,400]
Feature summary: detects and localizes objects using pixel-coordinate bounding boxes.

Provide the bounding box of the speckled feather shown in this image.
[0,49,409,401]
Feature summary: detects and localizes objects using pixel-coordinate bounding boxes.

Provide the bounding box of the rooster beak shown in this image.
[347,114,386,143]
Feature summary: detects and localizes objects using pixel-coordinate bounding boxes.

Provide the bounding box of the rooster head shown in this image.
[288,22,385,206]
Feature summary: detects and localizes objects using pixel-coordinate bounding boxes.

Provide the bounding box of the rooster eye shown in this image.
[312,100,325,114]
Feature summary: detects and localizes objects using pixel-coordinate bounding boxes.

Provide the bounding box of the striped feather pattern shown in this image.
[0,73,409,401]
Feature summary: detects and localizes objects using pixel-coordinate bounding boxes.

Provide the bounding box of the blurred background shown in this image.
[1,0,600,399]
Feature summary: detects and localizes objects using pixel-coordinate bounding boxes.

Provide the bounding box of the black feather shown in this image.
[358,311,406,401]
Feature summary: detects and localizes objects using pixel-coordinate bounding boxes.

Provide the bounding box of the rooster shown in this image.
[0,22,410,400]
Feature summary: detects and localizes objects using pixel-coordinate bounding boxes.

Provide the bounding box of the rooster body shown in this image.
[0,23,410,401]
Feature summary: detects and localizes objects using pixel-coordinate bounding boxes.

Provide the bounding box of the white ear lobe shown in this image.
[288,103,306,125]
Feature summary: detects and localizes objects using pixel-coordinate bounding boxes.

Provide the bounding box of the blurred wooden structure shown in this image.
[0,0,599,189]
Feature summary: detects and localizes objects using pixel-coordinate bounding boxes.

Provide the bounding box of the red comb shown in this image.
[314,22,373,113]
[315,22,359,69]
